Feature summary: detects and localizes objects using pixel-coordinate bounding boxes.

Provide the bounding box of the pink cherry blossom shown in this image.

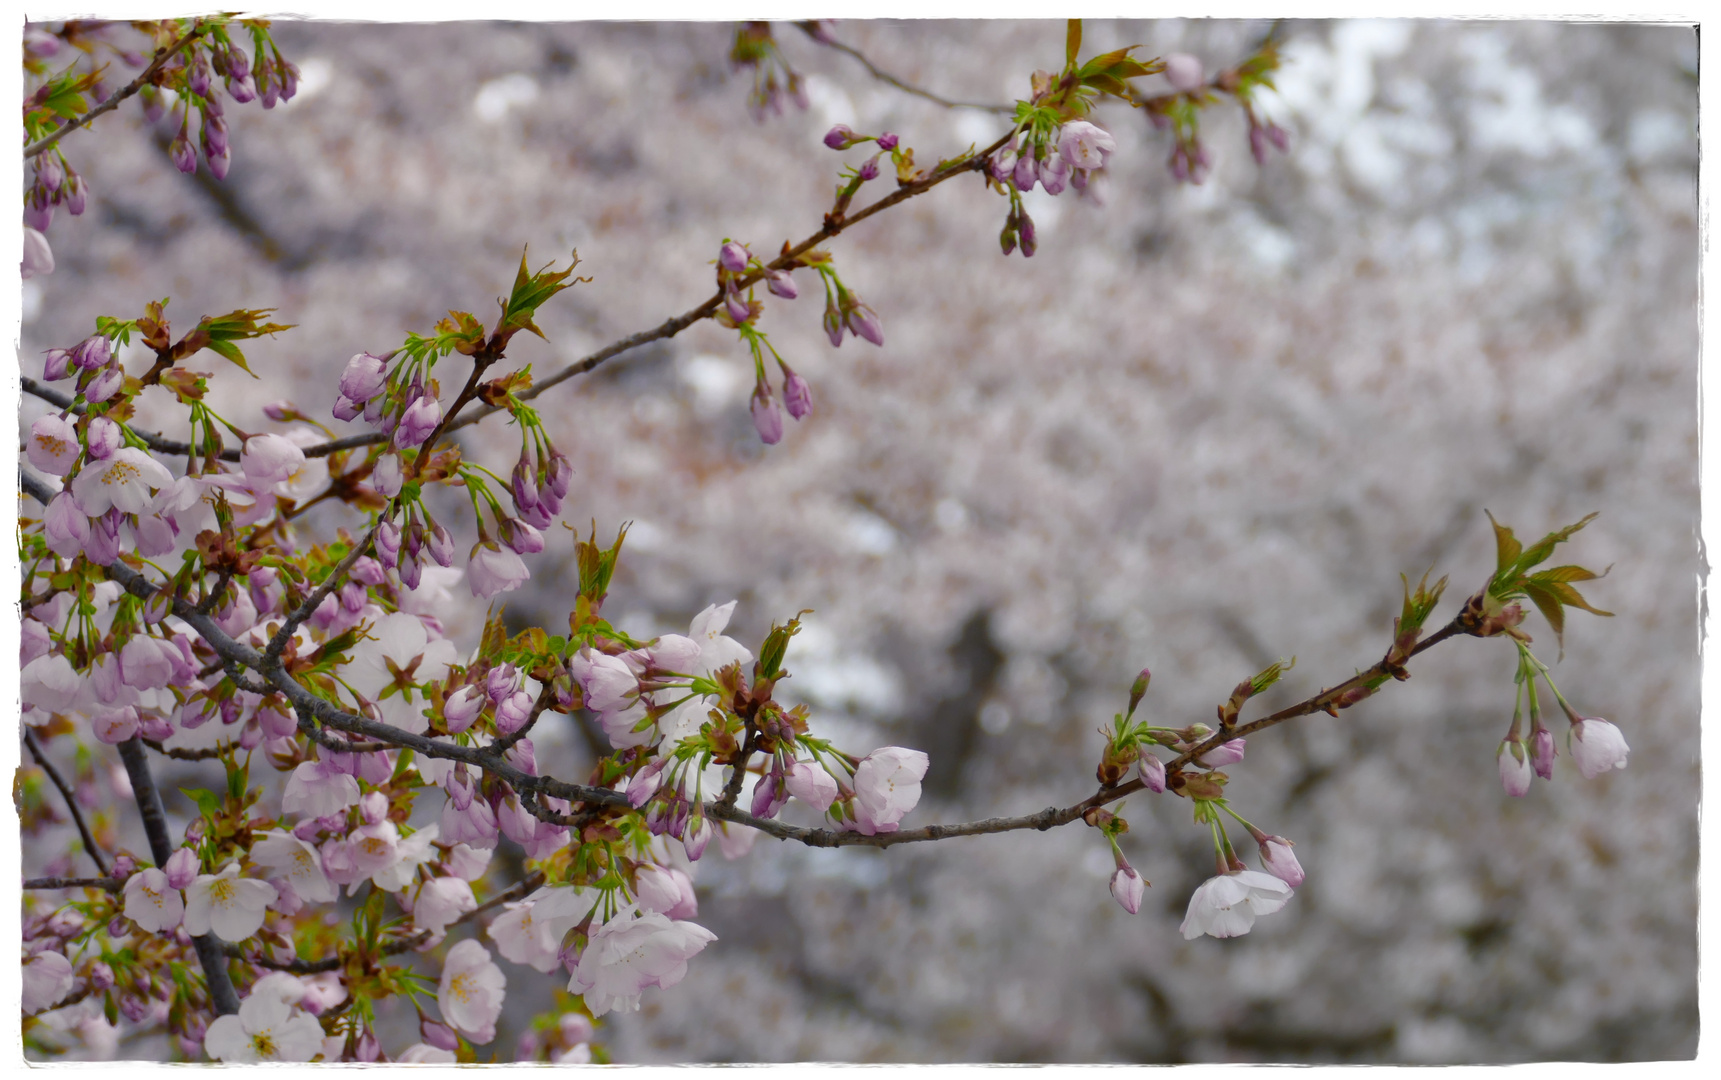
[468,543,530,599]
[411,877,477,943]
[849,746,930,835]
[488,890,567,974]
[251,831,337,903]
[1197,738,1246,768]
[26,414,80,475]
[634,865,698,920]
[568,906,716,1017]
[69,447,175,516]
[372,823,441,893]
[241,433,307,487]
[282,759,361,818]
[22,226,55,279]
[438,939,506,1044]
[1057,119,1116,171]
[184,863,278,941]
[21,950,75,1014]
[122,867,184,933]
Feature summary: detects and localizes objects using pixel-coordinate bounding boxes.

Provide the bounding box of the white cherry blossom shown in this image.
[204,973,325,1062]
[184,863,278,941]
[437,939,506,1044]
[1179,870,1294,940]
[122,867,185,932]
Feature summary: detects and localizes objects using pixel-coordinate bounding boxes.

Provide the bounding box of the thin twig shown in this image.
[25,875,123,891]
[25,24,207,160]
[797,23,1013,114]
[114,735,241,1017]
[24,728,111,876]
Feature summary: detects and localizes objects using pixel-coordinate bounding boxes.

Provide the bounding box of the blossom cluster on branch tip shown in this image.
[23,18,300,280]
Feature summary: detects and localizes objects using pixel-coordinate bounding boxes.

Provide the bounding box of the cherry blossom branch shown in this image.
[795,22,1014,114]
[17,471,1483,861]
[224,870,547,974]
[21,377,237,462]
[24,727,111,876]
[288,129,1017,463]
[24,24,207,160]
[24,875,122,892]
[114,735,241,1017]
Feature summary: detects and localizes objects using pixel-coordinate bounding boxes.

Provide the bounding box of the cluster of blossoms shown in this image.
[1495,640,1630,796]
[1145,47,1291,185]
[22,19,298,280]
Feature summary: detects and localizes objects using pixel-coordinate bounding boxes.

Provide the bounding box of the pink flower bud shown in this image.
[1164,53,1204,93]
[725,288,752,325]
[1531,725,1556,780]
[169,131,197,174]
[371,452,404,497]
[395,394,442,449]
[435,685,481,736]
[339,352,389,402]
[1139,754,1166,793]
[422,1018,460,1051]
[766,268,798,299]
[844,299,884,347]
[70,335,112,371]
[718,241,750,273]
[750,386,784,445]
[782,368,812,420]
[376,520,402,568]
[41,348,72,381]
[164,847,199,890]
[1110,862,1145,914]
[1498,736,1532,797]
[823,124,859,150]
[1197,738,1246,768]
[1568,716,1629,779]
[1257,835,1305,887]
[494,690,534,734]
[876,132,899,151]
[502,518,545,555]
[360,790,389,824]
[84,366,124,404]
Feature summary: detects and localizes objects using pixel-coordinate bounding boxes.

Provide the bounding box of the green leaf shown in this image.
[497,249,587,343]
[1530,565,1600,584]
[1081,73,1131,97]
[1249,656,1295,695]
[1523,581,1566,642]
[1513,512,1600,575]
[202,337,257,377]
[179,787,222,820]
[1485,510,1521,576]
[1065,19,1082,68]
[1544,581,1612,617]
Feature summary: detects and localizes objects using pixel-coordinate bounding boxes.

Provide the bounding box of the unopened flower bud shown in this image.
[169,130,197,174]
[1139,754,1166,793]
[164,847,199,890]
[1127,668,1152,717]
[422,1018,460,1051]
[823,124,859,150]
[876,132,899,151]
[782,367,812,420]
[750,386,784,445]
[766,268,798,299]
[718,241,749,273]
[1164,53,1205,93]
